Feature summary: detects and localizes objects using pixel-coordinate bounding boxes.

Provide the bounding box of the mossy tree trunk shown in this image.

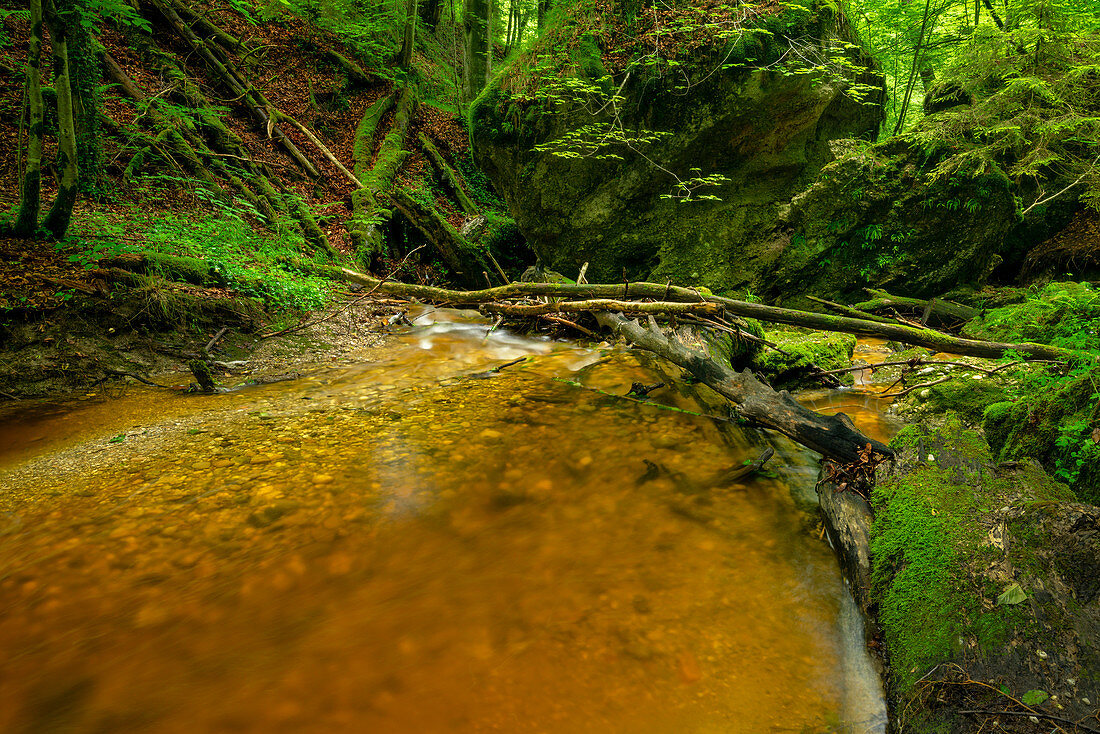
[41,0,80,240]
[350,86,418,259]
[58,0,102,196]
[12,0,45,237]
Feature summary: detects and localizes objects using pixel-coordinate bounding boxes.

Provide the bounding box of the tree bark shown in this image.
[12,0,45,237]
[41,0,80,239]
[385,188,498,288]
[464,0,490,99]
[398,0,418,70]
[853,288,980,323]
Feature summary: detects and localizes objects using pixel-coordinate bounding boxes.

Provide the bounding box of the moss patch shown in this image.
[752,328,855,389]
[871,419,1073,693]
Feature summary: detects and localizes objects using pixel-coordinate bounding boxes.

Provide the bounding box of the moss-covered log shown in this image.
[349,86,417,257]
[853,288,980,323]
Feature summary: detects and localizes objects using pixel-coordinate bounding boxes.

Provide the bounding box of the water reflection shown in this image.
[0,311,885,733]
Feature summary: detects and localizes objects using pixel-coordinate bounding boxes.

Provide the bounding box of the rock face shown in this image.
[471,5,884,290]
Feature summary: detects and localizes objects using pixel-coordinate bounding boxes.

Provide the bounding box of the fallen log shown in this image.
[419,132,478,215]
[854,288,980,323]
[385,189,498,289]
[479,299,722,317]
[593,312,891,463]
[304,268,1081,362]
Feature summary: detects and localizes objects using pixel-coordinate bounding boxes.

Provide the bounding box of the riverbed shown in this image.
[0,310,889,733]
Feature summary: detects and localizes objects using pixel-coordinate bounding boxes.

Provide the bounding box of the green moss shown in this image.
[981,370,1100,503]
[963,281,1100,351]
[924,377,1008,425]
[752,328,855,388]
[872,422,1035,691]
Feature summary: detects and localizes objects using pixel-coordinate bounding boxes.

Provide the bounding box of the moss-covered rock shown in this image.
[981,370,1100,505]
[866,420,1098,732]
[752,327,855,389]
[470,0,884,291]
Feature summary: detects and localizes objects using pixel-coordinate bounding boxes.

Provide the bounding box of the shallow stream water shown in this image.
[0,310,890,733]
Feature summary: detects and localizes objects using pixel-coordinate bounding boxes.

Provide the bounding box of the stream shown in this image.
[0,310,893,733]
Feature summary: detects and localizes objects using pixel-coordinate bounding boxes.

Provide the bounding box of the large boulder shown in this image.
[471,1,884,290]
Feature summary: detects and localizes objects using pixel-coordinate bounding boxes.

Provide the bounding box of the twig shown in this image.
[101,369,174,389]
[203,326,228,356]
[489,356,526,373]
[1021,153,1100,216]
[540,314,598,338]
[958,709,1099,733]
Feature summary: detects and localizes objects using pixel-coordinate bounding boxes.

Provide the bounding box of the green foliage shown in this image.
[65,197,332,313]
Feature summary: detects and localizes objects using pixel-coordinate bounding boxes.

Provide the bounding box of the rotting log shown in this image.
[385,189,497,288]
[594,313,892,464]
[418,132,478,215]
[854,288,980,323]
[298,269,1081,362]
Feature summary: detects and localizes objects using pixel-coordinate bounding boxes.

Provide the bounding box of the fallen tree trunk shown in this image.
[594,313,892,464]
[480,299,722,317]
[418,132,478,215]
[350,86,416,256]
[303,268,1080,362]
[854,288,980,323]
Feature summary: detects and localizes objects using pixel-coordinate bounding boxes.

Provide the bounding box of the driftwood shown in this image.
[305,268,1080,362]
[593,312,892,464]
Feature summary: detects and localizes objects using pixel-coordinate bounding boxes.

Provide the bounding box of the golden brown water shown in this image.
[0,311,886,733]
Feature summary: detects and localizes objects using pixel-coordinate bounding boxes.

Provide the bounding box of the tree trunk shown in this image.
[594,312,893,464]
[399,0,418,70]
[41,0,80,239]
[12,0,45,237]
[386,188,499,288]
[420,0,443,29]
[418,132,478,214]
[464,0,490,98]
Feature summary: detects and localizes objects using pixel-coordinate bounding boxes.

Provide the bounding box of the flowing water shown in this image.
[0,310,889,733]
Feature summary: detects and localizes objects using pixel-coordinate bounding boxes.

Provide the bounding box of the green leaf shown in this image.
[996,583,1028,605]
[1021,689,1049,706]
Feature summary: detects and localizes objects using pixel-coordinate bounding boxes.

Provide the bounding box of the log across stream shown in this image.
[0,309,888,733]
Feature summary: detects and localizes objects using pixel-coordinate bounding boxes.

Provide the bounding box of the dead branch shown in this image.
[711,447,775,485]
